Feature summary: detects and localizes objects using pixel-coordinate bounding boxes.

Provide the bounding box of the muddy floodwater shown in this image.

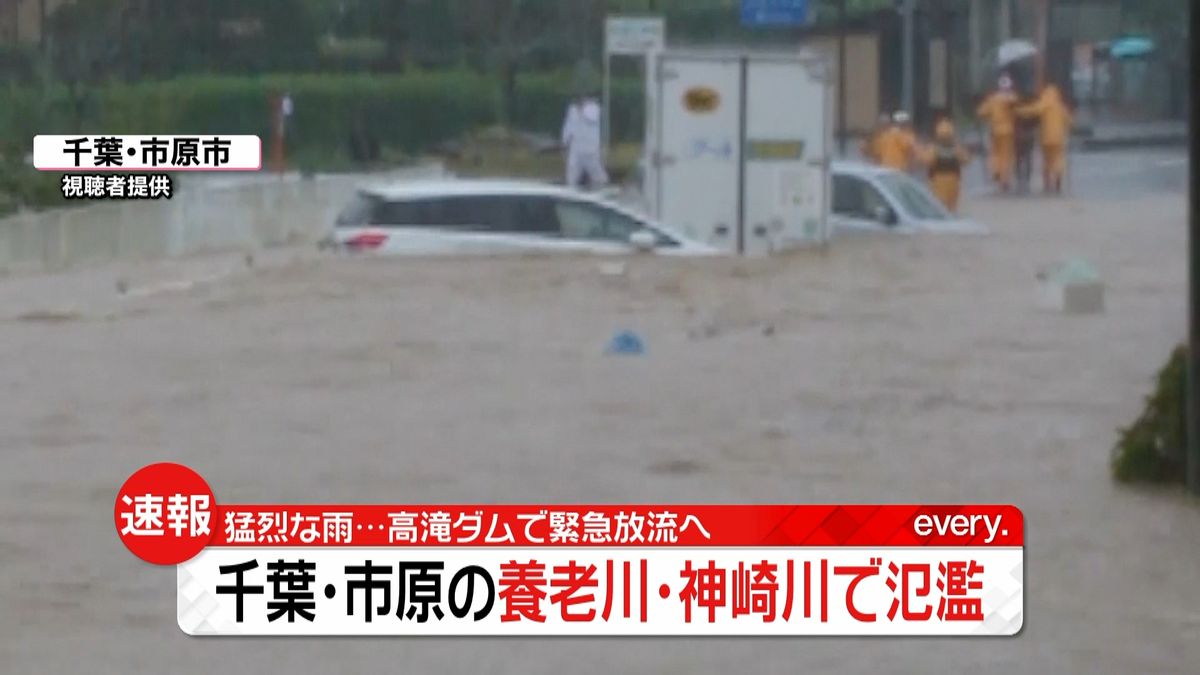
[0,194,1197,673]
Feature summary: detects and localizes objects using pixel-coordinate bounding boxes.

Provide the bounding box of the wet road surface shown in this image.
[0,188,1196,673]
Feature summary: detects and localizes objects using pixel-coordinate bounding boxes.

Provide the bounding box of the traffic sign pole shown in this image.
[604,16,667,163]
[901,0,914,115]
[603,53,611,158]
[1188,0,1200,495]
[837,0,847,156]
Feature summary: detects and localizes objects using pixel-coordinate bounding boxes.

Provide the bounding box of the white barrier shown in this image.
[0,164,447,275]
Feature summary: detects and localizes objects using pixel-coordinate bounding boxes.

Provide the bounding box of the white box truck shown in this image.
[641,48,834,256]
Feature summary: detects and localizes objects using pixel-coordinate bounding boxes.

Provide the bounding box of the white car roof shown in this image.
[831,160,898,178]
[353,178,716,249]
[369,166,892,201]
[359,179,608,203]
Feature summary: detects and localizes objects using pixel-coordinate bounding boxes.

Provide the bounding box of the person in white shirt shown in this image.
[561,94,608,190]
[561,96,581,138]
[280,93,294,139]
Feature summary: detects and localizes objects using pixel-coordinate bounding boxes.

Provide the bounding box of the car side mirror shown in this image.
[874,205,898,226]
[629,230,657,252]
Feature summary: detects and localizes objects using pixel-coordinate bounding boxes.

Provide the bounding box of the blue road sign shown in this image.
[741,0,810,27]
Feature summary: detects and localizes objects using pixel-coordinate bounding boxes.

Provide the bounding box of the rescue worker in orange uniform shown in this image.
[975,75,1018,193]
[876,111,917,173]
[860,112,892,164]
[918,118,972,213]
[1016,82,1074,194]
[894,110,919,172]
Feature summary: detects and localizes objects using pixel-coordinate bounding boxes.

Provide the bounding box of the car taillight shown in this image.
[345,231,389,251]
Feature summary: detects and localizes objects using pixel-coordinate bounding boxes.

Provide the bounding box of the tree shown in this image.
[1120,0,1189,117]
[46,0,322,81]
[44,0,132,130]
[455,0,567,122]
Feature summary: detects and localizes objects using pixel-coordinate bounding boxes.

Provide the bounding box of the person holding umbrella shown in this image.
[976,74,1018,193]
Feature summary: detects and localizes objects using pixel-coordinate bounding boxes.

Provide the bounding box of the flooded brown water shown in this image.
[0,194,1197,673]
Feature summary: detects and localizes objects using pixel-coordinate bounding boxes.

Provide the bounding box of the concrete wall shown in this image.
[0,0,71,45]
[1050,2,1121,43]
[0,164,447,276]
[805,33,881,135]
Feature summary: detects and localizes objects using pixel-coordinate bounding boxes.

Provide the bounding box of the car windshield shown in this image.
[877,173,950,221]
[335,192,382,227]
[554,200,680,247]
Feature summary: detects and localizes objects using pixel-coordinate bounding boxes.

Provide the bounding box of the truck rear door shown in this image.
[651,51,832,256]
[652,54,743,253]
[743,57,832,255]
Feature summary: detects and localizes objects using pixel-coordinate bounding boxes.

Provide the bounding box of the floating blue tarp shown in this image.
[606,330,646,356]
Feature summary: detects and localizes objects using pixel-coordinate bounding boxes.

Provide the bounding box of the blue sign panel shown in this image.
[741,0,810,27]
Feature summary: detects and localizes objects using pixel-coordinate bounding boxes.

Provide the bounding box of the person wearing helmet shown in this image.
[918,118,972,213]
[860,112,892,164]
[1016,82,1075,194]
[876,111,917,172]
[894,111,918,155]
[975,75,1018,193]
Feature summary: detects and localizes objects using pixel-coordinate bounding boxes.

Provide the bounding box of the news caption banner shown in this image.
[33,135,262,200]
[114,463,1025,637]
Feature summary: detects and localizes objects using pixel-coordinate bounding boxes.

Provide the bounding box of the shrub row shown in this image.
[0,161,76,215]
[512,72,644,144]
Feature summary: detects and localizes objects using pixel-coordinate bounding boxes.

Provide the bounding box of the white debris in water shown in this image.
[1037,258,1105,314]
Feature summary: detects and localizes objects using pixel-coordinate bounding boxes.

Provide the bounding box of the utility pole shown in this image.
[39,0,46,54]
[838,0,847,155]
[1188,0,1200,496]
[1034,0,1050,86]
[901,0,914,115]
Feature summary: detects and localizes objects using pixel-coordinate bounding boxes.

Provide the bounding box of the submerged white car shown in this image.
[324,180,719,257]
[831,161,988,235]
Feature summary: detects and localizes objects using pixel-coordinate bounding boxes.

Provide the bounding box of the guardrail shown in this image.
[0,164,447,276]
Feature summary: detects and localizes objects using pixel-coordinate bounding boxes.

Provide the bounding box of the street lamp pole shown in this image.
[901,0,914,115]
[838,0,848,155]
[1188,0,1200,495]
[39,0,47,54]
[1034,0,1050,86]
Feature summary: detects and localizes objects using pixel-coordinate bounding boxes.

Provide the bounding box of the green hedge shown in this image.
[0,71,645,168]
[95,72,499,154]
[0,161,79,216]
[1112,345,1187,484]
[513,72,644,143]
